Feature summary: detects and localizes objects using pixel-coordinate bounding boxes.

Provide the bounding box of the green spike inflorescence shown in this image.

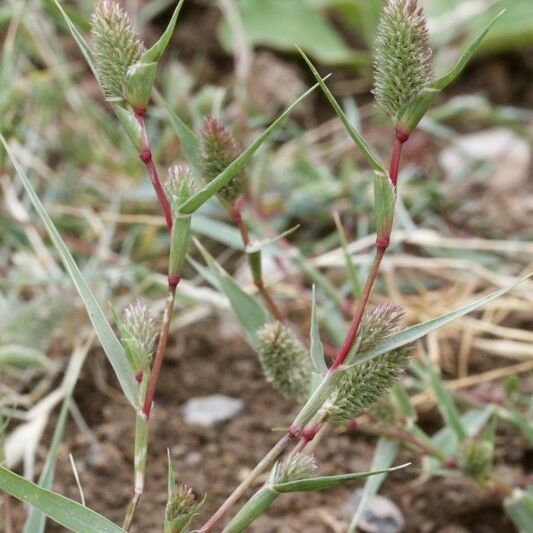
[358,303,404,353]
[165,484,203,533]
[373,0,433,123]
[256,321,313,403]
[117,300,157,373]
[270,454,317,485]
[324,345,411,425]
[199,116,246,203]
[91,0,144,100]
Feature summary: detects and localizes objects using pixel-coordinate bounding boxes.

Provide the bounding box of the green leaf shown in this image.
[348,438,400,533]
[433,10,506,90]
[157,92,200,171]
[309,285,327,375]
[272,463,409,493]
[142,0,185,64]
[193,239,266,342]
[218,0,362,66]
[0,135,138,407]
[223,487,278,533]
[0,345,51,369]
[0,466,124,533]
[504,488,533,533]
[297,46,385,174]
[51,0,98,80]
[178,80,325,214]
[353,274,532,368]
[245,225,299,254]
[425,356,467,441]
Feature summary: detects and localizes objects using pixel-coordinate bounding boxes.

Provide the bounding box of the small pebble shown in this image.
[182,395,244,427]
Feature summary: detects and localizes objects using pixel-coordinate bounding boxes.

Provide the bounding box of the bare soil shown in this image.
[14,321,517,532]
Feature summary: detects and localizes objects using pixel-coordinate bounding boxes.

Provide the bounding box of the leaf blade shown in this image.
[177,80,325,214]
[273,463,409,493]
[353,274,532,368]
[297,46,385,173]
[309,285,327,375]
[0,135,138,406]
[0,466,124,533]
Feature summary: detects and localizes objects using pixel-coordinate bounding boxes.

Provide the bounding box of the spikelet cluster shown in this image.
[270,454,317,485]
[459,439,493,481]
[165,484,202,532]
[373,0,433,121]
[118,301,157,371]
[91,0,144,99]
[165,164,195,215]
[324,345,411,425]
[256,322,312,403]
[358,303,404,354]
[199,116,245,203]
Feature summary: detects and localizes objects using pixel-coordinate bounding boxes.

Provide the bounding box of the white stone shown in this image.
[341,490,405,533]
[182,395,244,427]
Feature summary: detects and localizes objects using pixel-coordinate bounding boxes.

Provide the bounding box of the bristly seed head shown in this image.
[373,0,433,122]
[324,345,412,425]
[199,116,246,204]
[165,484,203,532]
[91,0,144,100]
[256,321,313,403]
[118,300,157,373]
[165,164,196,215]
[270,454,317,485]
[358,303,404,354]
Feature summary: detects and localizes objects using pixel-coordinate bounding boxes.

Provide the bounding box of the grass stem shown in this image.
[142,282,177,418]
[135,111,173,232]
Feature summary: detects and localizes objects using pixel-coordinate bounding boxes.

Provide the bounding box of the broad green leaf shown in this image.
[246,225,299,254]
[504,489,533,532]
[273,463,409,493]
[472,1,533,54]
[353,274,532,368]
[0,466,124,533]
[425,357,467,441]
[193,239,266,341]
[218,0,362,66]
[297,46,385,174]
[433,10,506,90]
[157,92,200,171]
[141,0,185,64]
[348,438,399,533]
[178,80,325,214]
[0,135,138,406]
[309,285,327,375]
[0,345,51,369]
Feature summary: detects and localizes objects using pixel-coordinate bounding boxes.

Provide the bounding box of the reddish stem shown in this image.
[389,128,409,186]
[230,196,250,246]
[135,112,173,232]
[330,248,386,371]
[141,277,179,418]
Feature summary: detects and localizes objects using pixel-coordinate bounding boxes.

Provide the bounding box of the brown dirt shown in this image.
[9,320,517,532]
